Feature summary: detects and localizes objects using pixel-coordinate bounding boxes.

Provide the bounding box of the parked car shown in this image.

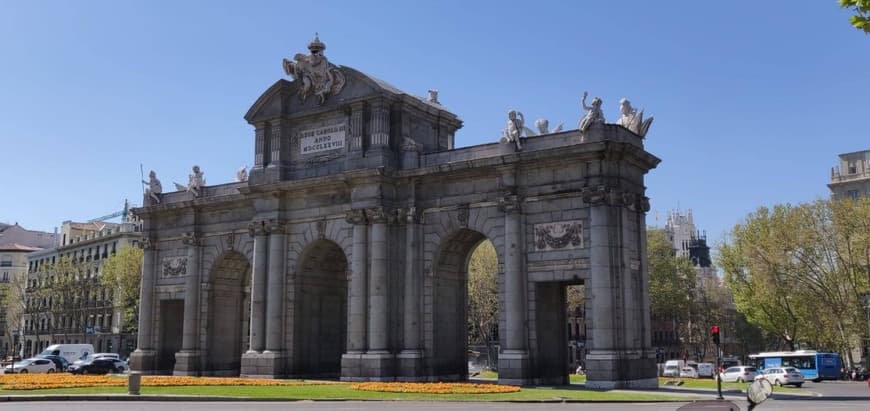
[69,358,127,375]
[719,366,758,383]
[37,354,70,372]
[663,360,686,377]
[3,358,57,374]
[71,353,119,367]
[680,367,699,378]
[760,367,805,387]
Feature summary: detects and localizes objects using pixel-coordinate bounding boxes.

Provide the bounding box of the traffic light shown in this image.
[711,325,720,345]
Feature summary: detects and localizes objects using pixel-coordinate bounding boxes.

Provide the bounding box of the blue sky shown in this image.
[1,1,867,249]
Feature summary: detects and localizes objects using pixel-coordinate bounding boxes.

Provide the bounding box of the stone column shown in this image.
[265,220,286,351]
[498,194,529,384]
[398,207,422,379]
[361,207,394,379]
[262,220,287,377]
[367,207,389,352]
[175,232,201,375]
[341,209,368,380]
[130,238,157,373]
[369,101,390,147]
[248,222,269,353]
[348,102,365,152]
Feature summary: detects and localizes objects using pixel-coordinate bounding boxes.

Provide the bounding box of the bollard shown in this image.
[128,371,141,395]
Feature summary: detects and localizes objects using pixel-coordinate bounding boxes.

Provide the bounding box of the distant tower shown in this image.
[664,209,715,285]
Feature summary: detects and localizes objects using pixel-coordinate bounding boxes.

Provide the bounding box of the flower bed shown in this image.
[350,382,520,394]
[0,374,333,391]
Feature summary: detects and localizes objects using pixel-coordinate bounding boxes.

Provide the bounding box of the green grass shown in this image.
[0,384,689,402]
[658,378,801,392]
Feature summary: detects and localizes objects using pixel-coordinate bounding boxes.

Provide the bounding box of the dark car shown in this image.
[69,358,126,375]
[37,354,70,372]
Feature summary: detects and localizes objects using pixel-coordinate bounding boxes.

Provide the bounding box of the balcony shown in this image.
[831,167,870,184]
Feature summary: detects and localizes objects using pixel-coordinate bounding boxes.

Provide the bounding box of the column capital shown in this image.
[248,220,270,237]
[498,194,522,214]
[400,207,423,224]
[265,218,286,234]
[366,207,396,224]
[140,238,154,250]
[181,232,201,247]
[345,209,368,225]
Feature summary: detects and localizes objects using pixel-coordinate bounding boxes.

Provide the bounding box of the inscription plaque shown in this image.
[300,123,346,155]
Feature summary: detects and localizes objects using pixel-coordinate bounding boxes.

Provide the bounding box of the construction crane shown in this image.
[87,200,136,223]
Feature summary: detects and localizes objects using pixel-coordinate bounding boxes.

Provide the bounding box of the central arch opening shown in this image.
[432,228,497,380]
[205,251,251,376]
[294,239,348,377]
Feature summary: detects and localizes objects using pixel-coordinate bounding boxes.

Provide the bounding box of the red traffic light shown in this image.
[711,325,720,345]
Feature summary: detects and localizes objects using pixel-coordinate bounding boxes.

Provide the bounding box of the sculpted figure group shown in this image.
[500,90,654,148]
[282,34,346,105]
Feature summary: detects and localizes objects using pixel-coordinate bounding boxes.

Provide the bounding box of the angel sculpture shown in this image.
[174,165,205,197]
[578,91,605,134]
[616,98,654,138]
[500,109,525,150]
[235,166,248,182]
[142,170,162,204]
[523,118,564,136]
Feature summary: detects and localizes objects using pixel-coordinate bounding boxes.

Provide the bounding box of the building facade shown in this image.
[131,37,661,388]
[1,243,41,357]
[829,149,870,199]
[21,218,142,358]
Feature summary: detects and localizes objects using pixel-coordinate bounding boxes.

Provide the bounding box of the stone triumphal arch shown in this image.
[131,37,661,388]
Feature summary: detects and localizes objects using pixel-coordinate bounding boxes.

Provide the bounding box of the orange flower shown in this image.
[0,374,334,390]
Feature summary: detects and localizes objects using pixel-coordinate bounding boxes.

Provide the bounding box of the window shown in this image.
[1,256,12,267]
[848,190,860,200]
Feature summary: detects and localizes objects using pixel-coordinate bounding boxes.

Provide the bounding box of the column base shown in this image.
[397,350,424,381]
[497,350,530,385]
[240,351,286,378]
[585,350,658,389]
[173,350,201,376]
[340,351,399,381]
[129,349,157,374]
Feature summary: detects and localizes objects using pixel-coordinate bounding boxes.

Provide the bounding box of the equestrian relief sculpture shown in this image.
[282,34,346,105]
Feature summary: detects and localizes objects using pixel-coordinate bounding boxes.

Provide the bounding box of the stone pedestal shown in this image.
[240,351,285,378]
[359,352,396,381]
[585,350,658,389]
[129,349,157,374]
[340,352,364,381]
[498,350,530,385]
[173,350,201,376]
[397,351,424,381]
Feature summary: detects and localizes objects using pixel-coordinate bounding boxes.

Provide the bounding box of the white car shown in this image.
[760,367,805,387]
[719,366,758,383]
[3,358,57,374]
[679,366,699,378]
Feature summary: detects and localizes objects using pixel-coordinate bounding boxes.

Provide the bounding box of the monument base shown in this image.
[397,350,424,381]
[173,350,201,376]
[129,349,157,374]
[240,351,286,378]
[585,350,658,389]
[497,350,530,385]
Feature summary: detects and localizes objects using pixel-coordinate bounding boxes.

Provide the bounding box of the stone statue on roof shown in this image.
[143,170,162,204]
[500,109,526,150]
[174,165,205,197]
[282,34,347,105]
[578,91,605,134]
[235,166,248,182]
[616,98,654,138]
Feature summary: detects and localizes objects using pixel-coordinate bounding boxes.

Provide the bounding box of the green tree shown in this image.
[648,228,697,341]
[100,245,143,334]
[467,240,499,368]
[840,0,870,33]
[718,198,870,365]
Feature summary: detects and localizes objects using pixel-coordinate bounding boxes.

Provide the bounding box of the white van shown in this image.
[696,362,716,378]
[663,360,686,377]
[39,344,94,364]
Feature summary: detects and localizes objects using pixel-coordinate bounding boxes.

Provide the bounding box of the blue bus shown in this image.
[749,350,841,382]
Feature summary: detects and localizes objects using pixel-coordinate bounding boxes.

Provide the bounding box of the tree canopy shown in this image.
[100,245,144,334]
[840,0,870,33]
[718,198,870,365]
